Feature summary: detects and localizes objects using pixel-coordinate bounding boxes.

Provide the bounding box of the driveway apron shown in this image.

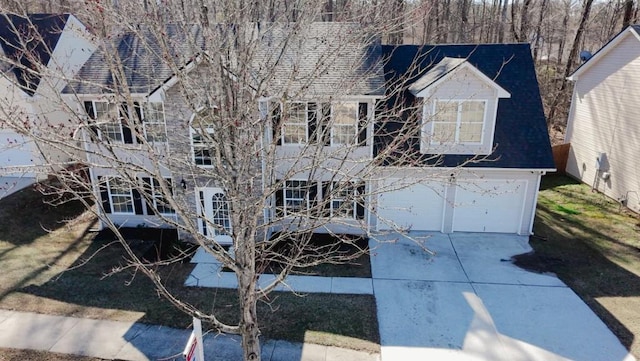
[369,232,635,361]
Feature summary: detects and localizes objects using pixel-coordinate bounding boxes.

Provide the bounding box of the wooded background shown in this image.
[3,0,634,139]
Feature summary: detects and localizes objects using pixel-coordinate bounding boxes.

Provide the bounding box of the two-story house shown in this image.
[64,22,554,243]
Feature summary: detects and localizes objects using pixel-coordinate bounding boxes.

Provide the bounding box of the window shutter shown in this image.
[275,180,284,217]
[271,102,282,146]
[307,102,317,143]
[132,188,144,215]
[321,181,331,217]
[84,101,95,119]
[134,102,145,143]
[356,182,366,220]
[98,176,111,214]
[120,103,134,144]
[308,181,318,217]
[358,102,368,146]
[198,190,207,236]
[84,101,99,138]
[321,103,331,146]
[141,177,155,215]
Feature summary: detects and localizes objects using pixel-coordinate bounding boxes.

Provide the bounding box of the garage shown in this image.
[452,180,526,233]
[376,176,533,234]
[0,131,36,177]
[377,180,446,231]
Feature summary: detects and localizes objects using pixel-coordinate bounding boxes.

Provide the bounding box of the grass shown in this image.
[513,174,640,358]
[0,184,380,354]
[0,348,116,361]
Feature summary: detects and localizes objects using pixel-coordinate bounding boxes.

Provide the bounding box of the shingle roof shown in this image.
[65,22,385,97]
[407,57,466,95]
[64,24,204,94]
[0,13,68,96]
[377,43,555,170]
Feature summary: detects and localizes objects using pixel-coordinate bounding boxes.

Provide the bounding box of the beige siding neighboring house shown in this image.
[565,25,640,213]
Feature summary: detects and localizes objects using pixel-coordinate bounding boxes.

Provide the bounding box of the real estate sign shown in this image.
[183,317,205,361]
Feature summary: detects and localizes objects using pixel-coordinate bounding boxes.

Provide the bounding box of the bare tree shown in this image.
[0,2,475,361]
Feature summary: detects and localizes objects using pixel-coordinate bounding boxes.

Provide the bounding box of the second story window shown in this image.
[431,100,485,144]
[191,107,217,167]
[269,100,368,146]
[141,102,167,143]
[84,100,166,144]
[282,102,308,145]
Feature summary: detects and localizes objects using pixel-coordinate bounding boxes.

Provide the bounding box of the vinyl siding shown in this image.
[566,32,640,212]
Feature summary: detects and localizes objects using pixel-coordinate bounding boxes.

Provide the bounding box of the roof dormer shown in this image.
[411,57,510,155]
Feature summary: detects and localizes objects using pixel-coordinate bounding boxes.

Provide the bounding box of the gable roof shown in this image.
[65,22,386,97]
[64,24,204,95]
[377,43,555,170]
[568,25,640,81]
[0,13,68,96]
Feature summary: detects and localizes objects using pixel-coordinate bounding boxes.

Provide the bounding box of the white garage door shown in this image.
[377,180,446,231]
[452,180,526,233]
[0,131,35,176]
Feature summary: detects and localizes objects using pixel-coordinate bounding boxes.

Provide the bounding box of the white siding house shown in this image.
[565,25,640,213]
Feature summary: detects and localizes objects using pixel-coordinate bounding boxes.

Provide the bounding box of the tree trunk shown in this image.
[238,272,261,361]
[548,0,594,125]
[532,0,548,61]
[236,239,261,361]
[623,0,634,29]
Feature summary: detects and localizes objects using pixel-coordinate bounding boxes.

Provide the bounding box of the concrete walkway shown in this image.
[0,309,378,361]
[187,247,373,294]
[370,232,636,361]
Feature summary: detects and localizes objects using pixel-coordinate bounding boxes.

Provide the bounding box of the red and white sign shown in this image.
[183,317,205,361]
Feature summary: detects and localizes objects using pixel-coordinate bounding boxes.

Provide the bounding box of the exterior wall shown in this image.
[565,32,640,213]
[372,167,543,235]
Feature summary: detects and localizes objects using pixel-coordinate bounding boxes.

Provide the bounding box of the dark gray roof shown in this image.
[64,24,203,94]
[377,43,555,170]
[65,22,385,97]
[0,13,68,96]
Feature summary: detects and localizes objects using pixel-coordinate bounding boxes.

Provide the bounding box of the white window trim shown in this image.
[429,99,487,145]
[141,102,168,143]
[282,102,309,146]
[106,177,135,215]
[190,107,218,168]
[88,101,124,143]
[330,102,359,146]
[283,180,309,216]
[328,181,357,219]
[148,177,175,215]
[210,192,232,236]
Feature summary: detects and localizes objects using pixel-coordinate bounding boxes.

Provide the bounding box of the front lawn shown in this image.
[0,185,379,353]
[515,175,640,358]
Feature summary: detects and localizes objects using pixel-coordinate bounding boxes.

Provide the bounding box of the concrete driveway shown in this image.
[370,232,636,361]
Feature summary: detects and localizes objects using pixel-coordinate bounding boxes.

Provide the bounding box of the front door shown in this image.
[196,187,232,244]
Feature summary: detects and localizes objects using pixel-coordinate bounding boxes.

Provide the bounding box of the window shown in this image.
[432,100,485,144]
[142,102,167,143]
[329,182,355,217]
[210,192,231,235]
[144,178,175,215]
[284,180,308,215]
[283,102,308,145]
[332,103,357,145]
[269,100,368,146]
[322,181,366,219]
[274,180,310,216]
[107,177,134,214]
[84,100,165,144]
[191,108,218,166]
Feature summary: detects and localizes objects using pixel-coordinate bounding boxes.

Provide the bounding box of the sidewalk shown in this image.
[0,309,379,361]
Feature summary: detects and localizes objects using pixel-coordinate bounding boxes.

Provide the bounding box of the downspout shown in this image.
[528,171,545,235]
